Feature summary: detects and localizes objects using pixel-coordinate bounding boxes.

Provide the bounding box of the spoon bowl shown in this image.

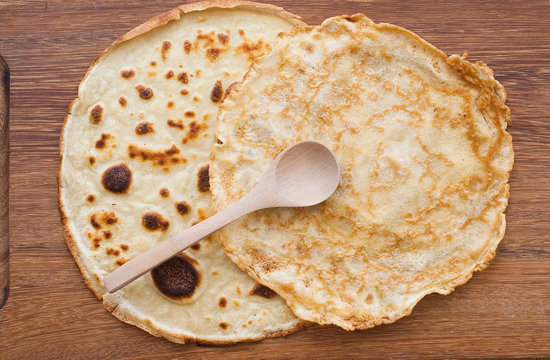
[104,141,340,293]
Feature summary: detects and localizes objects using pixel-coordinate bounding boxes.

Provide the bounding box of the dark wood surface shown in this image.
[1,0,549,358]
[0,55,9,310]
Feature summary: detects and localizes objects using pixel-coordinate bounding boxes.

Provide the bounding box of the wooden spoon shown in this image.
[104,141,340,293]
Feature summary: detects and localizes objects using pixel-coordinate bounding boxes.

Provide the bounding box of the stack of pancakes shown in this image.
[59,1,513,344]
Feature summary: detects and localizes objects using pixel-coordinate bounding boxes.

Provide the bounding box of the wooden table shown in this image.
[1,0,549,358]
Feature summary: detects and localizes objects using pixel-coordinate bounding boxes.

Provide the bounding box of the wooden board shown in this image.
[1,0,549,358]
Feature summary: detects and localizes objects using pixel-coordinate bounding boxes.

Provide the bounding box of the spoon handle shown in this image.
[103,192,261,293]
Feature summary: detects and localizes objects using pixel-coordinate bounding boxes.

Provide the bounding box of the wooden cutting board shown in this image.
[1,1,549,358]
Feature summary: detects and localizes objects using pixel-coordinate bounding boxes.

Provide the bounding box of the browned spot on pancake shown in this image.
[159,188,170,198]
[135,121,154,135]
[115,258,127,266]
[102,163,132,193]
[206,48,221,61]
[119,97,127,107]
[89,156,96,165]
[217,33,229,45]
[210,80,223,103]
[95,133,111,149]
[161,41,171,61]
[304,43,314,53]
[218,297,227,308]
[185,111,195,118]
[93,237,101,249]
[165,70,174,79]
[150,61,157,66]
[184,40,192,54]
[114,249,120,256]
[142,211,169,231]
[219,322,229,330]
[181,121,202,144]
[250,284,277,299]
[198,16,205,22]
[102,211,118,225]
[180,89,189,96]
[195,69,201,77]
[193,96,200,102]
[120,244,129,251]
[175,201,191,215]
[238,29,245,36]
[212,271,219,276]
[147,70,156,77]
[135,85,153,100]
[190,243,200,251]
[89,104,103,124]
[197,165,210,192]
[106,247,115,256]
[177,72,188,84]
[366,293,373,304]
[237,39,270,61]
[86,194,95,203]
[167,119,184,129]
[167,101,174,108]
[128,144,186,167]
[151,253,200,299]
[103,230,112,239]
[120,69,135,79]
[90,215,101,229]
[233,300,240,307]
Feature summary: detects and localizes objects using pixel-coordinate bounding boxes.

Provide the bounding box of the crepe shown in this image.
[210,14,513,330]
[59,1,306,344]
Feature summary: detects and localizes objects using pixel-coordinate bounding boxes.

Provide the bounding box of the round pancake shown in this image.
[210,14,513,330]
[59,1,306,344]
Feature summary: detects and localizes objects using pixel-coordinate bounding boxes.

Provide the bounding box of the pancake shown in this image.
[210,14,513,330]
[59,1,306,344]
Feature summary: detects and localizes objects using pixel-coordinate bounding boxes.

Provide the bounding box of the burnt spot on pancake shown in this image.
[103,230,112,239]
[180,89,189,96]
[105,247,115,256]
[161,41,171,61]
[90,211,118,230]
[120,244,129,251]
[150,61,157,66]
[135,121,154,135]
[89,104,103,124]
[182,121,202,144]
[206,48,221,61]
[218,297,227,308]
[219,322,229,330]
[167,101,174,108]
[159,188,170,198]
[118,96,127,107]
[167,119,184,129]
[210,80,223,103]
[177,72,189,84]
[101,163,132,193]
[142,211,169,231]
[120,69,135,79]
[197,165,210,192]
[184,40,192,54]
[86,194,95,203]
[115,258,127,266]
[89,156,96,165]
[151,253,200,299]
[250,284,277,299]
[95,133,111,149]
[135,85,154,100]
[185,111,195,118]
[217,33,229,45]
[165,70,174,79]
[175,201,190,215]
[190,243,200,251]
[128,144,186,167]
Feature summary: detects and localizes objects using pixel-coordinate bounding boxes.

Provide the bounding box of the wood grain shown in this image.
[0,0,549,358]
[0,55,8,309]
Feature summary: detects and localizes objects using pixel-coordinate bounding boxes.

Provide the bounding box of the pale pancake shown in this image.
[210,15,513,330]
[59,1,306,344]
